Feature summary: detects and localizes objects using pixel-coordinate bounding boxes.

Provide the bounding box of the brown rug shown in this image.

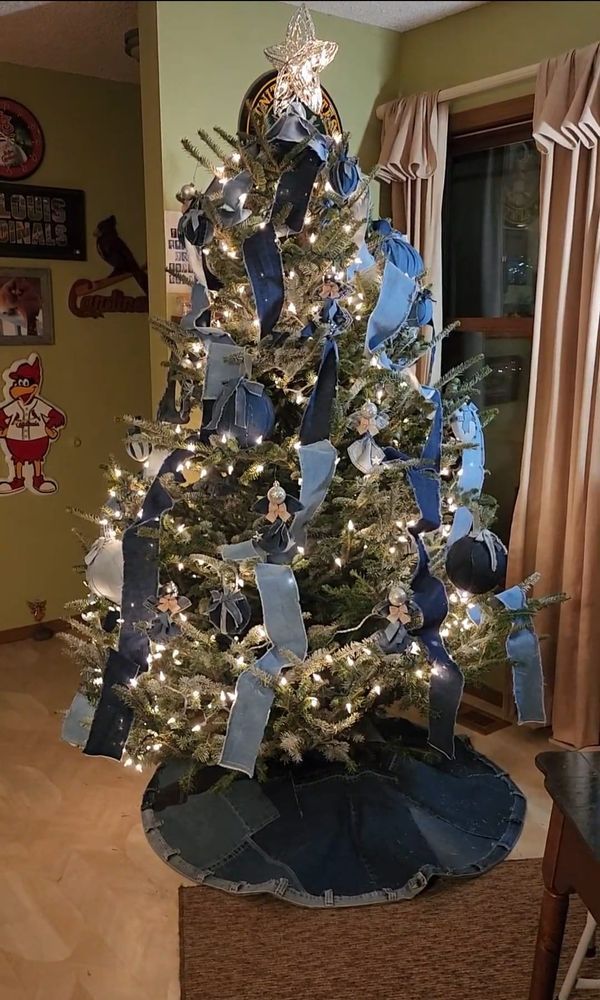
[179,860,598,1000]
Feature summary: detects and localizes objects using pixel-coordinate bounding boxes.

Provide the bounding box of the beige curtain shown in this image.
[378,92,449,378]
[508,43,600,747]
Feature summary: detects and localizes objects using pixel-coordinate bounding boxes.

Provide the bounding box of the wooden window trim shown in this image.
[449,94,535,154]
[447,97,537,336]
[453,316,534,337]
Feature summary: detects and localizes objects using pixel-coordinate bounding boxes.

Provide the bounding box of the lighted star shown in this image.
[264,4,338,116]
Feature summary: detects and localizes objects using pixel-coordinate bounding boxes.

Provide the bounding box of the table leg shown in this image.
[529,887,569,999]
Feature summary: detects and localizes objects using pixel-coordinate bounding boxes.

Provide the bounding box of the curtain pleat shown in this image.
[378,92,448,380]
[508,43,600,747]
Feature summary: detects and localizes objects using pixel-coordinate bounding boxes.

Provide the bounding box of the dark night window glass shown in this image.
[442,129,540,543]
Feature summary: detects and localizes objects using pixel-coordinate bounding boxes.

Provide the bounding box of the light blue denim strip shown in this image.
[364,259,418,361]
[448,402,486,544]
[291,440,338,550]
[219,564,308,775]
[62,691,95,747]
[495,586,546,724]
[469,586,546,724]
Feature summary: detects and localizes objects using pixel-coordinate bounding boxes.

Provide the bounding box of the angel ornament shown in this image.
[144,581,191,641]
[253,481,304,556]
[372,583,412,655]
[347,400,390,475]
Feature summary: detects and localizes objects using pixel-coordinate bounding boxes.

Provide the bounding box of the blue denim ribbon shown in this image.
[291,440,338,551]
[469,586,546,725]
[274,147,326,235]
[447,403,486,545]
[300,336,339,445]
[84,449,191,760]
[219,564,308,775]
[243,223,285,338]
[383,387,443,534]
[411,536,464,758]
[365,261,419,366]
[219,332,339,772]
[62,691,95,748]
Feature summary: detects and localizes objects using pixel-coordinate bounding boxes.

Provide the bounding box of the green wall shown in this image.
[139,0,402,407]
[395,1,600,110]
[0,63,150,630]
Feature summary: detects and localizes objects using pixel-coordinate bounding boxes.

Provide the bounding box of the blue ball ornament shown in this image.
[445,530,507,595]
[372,220,424,277]
[205,378,275,449]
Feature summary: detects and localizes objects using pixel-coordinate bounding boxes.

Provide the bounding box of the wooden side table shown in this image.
[529,750,600,999]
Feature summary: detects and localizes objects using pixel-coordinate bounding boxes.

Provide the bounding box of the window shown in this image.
[442,97,539,543]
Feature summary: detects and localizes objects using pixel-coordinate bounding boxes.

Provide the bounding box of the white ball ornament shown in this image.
[126,429,153,463]
[84,535,124,606]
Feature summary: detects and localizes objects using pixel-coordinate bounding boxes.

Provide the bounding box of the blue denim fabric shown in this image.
[142,719,524,908]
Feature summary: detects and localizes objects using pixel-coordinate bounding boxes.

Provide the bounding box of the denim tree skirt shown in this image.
[142,718,525,908]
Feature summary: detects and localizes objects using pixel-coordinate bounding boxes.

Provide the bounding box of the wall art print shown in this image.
[68,214,148,319]
[0,97,44,180]
[0,266,54,345]
[0,353,66,495]
[0,182,86,261]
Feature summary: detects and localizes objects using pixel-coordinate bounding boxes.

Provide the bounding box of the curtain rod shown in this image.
[375,62,539,119]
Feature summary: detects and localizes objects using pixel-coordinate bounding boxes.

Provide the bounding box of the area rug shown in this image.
[180,859,598,1000]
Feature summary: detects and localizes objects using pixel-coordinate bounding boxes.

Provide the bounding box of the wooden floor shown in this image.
[0,638,553,1000]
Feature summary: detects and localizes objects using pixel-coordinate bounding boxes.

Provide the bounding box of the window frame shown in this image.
[444,96,537,721]
[446,94,537,338]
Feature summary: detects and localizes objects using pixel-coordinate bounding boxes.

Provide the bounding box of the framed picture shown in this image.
[0,98,44,180]
[0,182,86,261]
[0,266,54,345]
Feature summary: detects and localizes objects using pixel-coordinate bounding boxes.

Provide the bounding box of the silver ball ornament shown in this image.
[176,182,198,203]
[361,401,378,419]
[267,482,286,505]
[388,583,408,607]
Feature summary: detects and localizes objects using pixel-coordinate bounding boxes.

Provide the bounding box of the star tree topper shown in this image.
[265,4,338,115]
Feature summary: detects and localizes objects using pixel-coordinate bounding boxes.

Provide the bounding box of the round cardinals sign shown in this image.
[239,71,342,138]
[0,98,44,181]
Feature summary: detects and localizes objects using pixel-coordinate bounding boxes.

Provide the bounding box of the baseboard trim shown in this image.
[0,619,71,645]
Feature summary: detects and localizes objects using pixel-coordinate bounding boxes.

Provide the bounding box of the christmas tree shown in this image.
[63,5,556,785]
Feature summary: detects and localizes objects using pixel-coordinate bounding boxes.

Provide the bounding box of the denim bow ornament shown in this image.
[208,588,251,637]
[347,434,385,475]
[144,582,191,641]
[372,584,413,654]
[372,219,425,278]
[178,204,214,249]
[266,101,331,162]
[253,482,304,556]
[347,401,389,474]
[329,147,360,199]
